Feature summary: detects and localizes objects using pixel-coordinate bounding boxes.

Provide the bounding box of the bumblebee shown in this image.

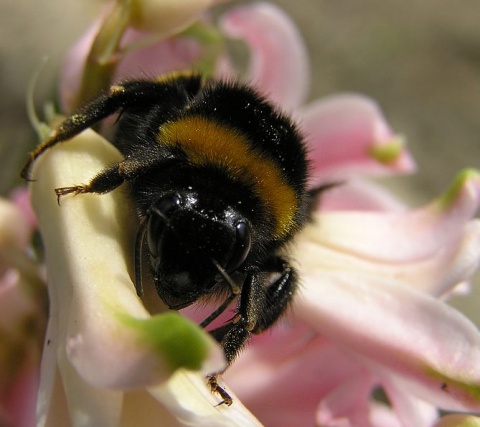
[22,73,310,405]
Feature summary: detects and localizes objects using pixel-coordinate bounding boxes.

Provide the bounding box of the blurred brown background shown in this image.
[1,0,479,321]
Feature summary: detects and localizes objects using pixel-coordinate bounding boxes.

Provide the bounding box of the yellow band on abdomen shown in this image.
[158,116,297,239]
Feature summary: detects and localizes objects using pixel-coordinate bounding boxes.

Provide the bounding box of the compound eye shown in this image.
[226,220,252,272]
[147,195,180,257]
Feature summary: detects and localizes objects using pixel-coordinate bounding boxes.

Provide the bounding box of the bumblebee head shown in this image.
[144,191,251,309]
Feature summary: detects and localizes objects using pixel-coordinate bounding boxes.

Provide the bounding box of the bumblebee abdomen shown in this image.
[190,81,308,189]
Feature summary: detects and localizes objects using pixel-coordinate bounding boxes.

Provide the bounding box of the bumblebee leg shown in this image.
[207,259,297,405]
[21,74,203,179]
[54,152,181,204]
[205,273,260,405]
[251,259,297,334]
[55,163,124,202]
[209,273,259,362]
[207,376,233,407]
[210,260,297,360]
[199,293,237,328]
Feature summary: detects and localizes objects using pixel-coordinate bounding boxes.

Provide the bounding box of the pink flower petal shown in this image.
[368,403,404,427]
[115,33,202,80]
[226,328,364,426]
[301,94,416,182]
[315,372,376,427]
[296,216,480,297]
[378,373,438,427]
[296,171,480,294]
[1,363,38,427]
[220,2,310,110]
[59,20,101,112]
[316,178,407,213]
[316,369,435,427]
[0,274,43,427]
[306,170,480,264]
[0,197,33,250]
[0,270,39,335]
[296,271,480,412]
[9,187,37,230]
[60,21,203,112]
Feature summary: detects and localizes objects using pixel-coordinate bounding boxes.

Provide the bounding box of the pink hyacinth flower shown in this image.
[32,1,480,426]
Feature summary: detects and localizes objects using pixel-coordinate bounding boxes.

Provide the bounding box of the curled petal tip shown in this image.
[424,365,480,412]
[368,134,416,173]
[303,94,416,179]
[434,414,480,427]
[368,135,405,164]
[220,2,310,109]
[438,168,480,209]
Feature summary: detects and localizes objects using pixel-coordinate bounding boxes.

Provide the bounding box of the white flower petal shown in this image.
[30,128,226,423]
[150,370,263,426]
[296,272,480,412]
[57,354,123,427]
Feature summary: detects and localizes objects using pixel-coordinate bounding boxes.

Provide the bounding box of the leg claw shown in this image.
[207,375,233,407]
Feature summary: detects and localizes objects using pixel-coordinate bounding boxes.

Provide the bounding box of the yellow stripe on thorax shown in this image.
[154,70,199,83]
[158,116,297,239]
